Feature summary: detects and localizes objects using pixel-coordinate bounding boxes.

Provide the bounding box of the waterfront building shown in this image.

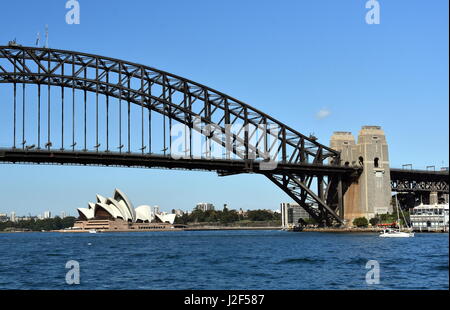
[74,189,179,232]
[238,208,246,217]
[44,211,51,219]
[410,203,449,232]
[195,203,214,212]
[16,216,38,221]
[280,203,311,229]
[10,211,16,222]
[0,213,9,222]
[173,209,184,216]
[152,205,161,215]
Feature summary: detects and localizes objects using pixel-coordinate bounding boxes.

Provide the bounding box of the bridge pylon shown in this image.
[330,126,393,225]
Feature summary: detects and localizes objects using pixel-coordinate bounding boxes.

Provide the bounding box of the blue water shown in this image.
[0,231,447,290]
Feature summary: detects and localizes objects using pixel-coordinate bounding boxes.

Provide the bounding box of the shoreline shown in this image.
[1,226,448,233]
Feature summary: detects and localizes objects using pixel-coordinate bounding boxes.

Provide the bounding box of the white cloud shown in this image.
[315,108,331,120]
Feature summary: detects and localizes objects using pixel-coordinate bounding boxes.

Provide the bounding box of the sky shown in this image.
[0,0,448,217]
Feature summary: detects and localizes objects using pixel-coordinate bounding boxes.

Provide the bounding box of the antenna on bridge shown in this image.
[8,38,21,47]
[309,133,318,141]
[44,24,49,48]
[36,32,40,46]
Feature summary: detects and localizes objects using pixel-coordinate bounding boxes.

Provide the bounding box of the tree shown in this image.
[220,209,239,224]
[61,216,76,229]
[175,214,189,225]
[0,216,77,232]
[369,217,379,226]
[353,217,369,227]
[304,218,317,225]
[246,210,274,221]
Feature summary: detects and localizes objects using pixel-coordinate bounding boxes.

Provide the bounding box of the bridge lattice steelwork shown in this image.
[0,45,361,226]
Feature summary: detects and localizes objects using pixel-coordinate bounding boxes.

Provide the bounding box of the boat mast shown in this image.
[395,194,401,230]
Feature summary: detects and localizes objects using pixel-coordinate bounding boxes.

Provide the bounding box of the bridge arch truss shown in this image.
[0,45,356,225]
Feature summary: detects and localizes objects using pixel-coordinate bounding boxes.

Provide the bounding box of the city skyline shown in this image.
[0,0,448,216]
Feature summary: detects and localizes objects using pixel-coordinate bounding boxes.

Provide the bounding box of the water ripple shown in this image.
[0,231,447,289]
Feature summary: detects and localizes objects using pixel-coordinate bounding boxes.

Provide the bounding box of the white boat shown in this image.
[88,229,98,234]
[380,228,414,238]
[379,195,414,238]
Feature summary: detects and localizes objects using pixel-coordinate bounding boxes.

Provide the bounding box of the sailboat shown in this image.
[379,195,414,238]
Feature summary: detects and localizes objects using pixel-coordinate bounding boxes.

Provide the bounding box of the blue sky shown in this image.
[0,0,448,216]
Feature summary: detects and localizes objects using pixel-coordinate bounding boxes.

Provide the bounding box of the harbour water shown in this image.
[0,230,448,290]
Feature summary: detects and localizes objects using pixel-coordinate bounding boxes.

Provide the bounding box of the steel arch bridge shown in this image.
[0,44,358,226]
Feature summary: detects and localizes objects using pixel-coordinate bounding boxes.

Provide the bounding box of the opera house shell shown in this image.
[77,189,176,225]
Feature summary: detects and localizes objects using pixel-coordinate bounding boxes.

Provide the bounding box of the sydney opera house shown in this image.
[72,189,182,232]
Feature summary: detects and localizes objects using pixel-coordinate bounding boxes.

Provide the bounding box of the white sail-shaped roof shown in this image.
[106,198,128,221]
[78,189,171,224]
[155,213,176,224]
[96,194,108,204]
[95,203,123,219]
[77,207,95,220]
[115,199,132,221]
[135,205,153,222]
[114,189,135,222]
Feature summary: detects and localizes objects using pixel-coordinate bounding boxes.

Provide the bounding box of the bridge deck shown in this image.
[390,168,449,193]
[0,148,358,176]
[390,168,449,179]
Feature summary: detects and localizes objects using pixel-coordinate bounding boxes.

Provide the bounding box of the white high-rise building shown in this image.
[280,203,311,229]
[44,211,51,219]
[10,211,16,222]
[195,203,214,212]
[152,206,160,215]
[173,209,184,216]
[0,213,8,222]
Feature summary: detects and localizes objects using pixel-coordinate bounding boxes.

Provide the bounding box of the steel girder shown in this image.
[265,173,344,226]
[0,45,349,225]
[390,168,449,193]
[0,46,339,163]
[391,180,449,193]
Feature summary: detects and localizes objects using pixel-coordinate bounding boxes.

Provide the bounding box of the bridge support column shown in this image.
[429,191,438,205]
[330,126,393,226]
[442,193,449,204]
[337,176,343,219]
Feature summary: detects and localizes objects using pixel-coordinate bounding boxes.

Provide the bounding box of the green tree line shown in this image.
[174,209,281,225]
[0,217,76,232]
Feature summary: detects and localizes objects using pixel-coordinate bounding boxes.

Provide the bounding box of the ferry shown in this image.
[410,203,449,232]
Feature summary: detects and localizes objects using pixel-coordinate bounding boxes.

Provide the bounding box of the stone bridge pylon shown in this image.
[330,126,393,224]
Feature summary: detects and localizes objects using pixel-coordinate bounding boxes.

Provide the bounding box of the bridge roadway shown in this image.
[0,148,358,176]
[390,168,449,193]
[1,148,448,194]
